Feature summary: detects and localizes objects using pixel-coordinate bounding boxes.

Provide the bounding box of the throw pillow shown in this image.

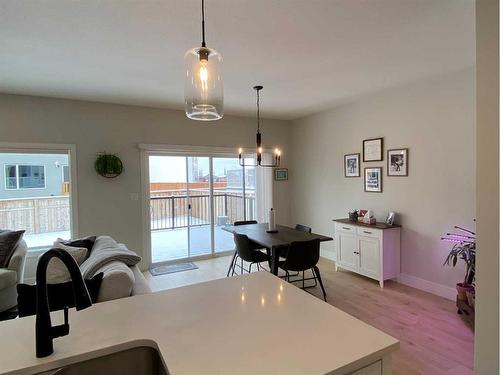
[0,230,25,268]
[46,243,88,284]
[17,272,104,318]
[57,236,96,255]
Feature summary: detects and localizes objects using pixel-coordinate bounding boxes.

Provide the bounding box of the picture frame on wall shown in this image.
[274,168,288,181]
[387,148,408,176]
[364,167,383,193]
[363,137,383,162]
[344,153,360,177]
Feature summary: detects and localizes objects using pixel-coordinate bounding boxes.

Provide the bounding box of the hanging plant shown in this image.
[94,153,123,178]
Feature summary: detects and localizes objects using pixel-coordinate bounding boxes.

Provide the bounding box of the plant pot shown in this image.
[456,283,474,301]
[466,289,475,309]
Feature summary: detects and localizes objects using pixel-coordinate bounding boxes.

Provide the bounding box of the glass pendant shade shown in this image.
[184,46,223,121]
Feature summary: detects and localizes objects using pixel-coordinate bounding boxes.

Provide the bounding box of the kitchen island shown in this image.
[0,272,398,375]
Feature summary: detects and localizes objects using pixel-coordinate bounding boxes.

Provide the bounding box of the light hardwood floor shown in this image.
[145,256,474,375]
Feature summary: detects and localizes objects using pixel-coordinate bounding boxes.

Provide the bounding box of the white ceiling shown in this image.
[0,0,475,120]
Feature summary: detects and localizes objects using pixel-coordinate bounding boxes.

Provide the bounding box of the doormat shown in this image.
[150,262,198,276]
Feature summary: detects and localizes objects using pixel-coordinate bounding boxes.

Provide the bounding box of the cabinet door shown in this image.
[337,231,358,271]
[358,236,380,279]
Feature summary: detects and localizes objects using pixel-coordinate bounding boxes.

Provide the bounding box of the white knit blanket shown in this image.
[80,236,141,278]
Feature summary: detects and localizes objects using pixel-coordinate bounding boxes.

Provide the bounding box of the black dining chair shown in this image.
[227,220,262,276]
[230,233,271,275]
[280,224,313,261]
[295,224,312,233]
[278,239,327,301]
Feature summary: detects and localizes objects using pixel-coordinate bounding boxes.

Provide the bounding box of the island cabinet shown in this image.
[333,219,401,288]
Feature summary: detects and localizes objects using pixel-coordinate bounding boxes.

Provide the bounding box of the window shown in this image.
[5,165,16,189]
[4,164,46,189]
[0,151,72,249]
[62,165,70,183]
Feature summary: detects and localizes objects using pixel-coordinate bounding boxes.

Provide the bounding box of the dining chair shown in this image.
[227,220,261,276]
[295,224,312,233]
[230,233,271,275]
[278,239,327,301]
[280,224,313,261]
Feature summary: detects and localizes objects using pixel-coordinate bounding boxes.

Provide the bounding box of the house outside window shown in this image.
[4,164,46,190]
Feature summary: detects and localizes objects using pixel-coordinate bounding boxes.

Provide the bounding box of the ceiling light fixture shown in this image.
[184,0,223,121]
[239,86,281,168]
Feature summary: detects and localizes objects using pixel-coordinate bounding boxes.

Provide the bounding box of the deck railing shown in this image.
[150,191,255,231]
[0,191,254,236]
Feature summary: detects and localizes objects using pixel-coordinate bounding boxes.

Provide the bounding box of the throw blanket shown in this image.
[80,236,141,278]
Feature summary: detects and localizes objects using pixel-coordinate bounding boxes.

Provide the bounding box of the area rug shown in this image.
[150,262,198,276]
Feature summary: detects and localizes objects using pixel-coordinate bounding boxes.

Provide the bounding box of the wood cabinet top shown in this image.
[333,218,401,230]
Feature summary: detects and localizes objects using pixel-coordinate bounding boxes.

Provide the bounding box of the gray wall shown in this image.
[0,153,68,199]
[0,94,291,269]
[475,0,499,372]
[289,68,476,294]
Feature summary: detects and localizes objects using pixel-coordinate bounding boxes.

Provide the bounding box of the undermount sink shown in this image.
[37,346,168,375]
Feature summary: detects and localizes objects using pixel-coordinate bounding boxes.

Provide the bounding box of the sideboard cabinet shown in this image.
[333,219,401,288]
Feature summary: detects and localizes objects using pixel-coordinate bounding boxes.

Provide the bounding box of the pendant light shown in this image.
[184,0,223,121]
[239,86,281,168]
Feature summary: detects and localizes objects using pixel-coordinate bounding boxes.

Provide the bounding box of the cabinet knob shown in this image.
[342,227,351,230]
[363,231,372,234]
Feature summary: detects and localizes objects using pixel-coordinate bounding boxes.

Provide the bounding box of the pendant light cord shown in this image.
[256,88,260,132]
[201,0,206,47]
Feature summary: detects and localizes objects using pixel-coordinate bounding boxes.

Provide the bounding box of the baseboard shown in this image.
[397,273,456,301]
[320,249,336,261]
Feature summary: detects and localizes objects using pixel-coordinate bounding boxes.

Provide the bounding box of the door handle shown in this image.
[363,231,372,234]
[353,251,359,255]
[188,204,192,210]
[342,227,351,230]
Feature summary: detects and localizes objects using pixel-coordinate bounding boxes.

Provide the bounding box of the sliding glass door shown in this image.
[149,154,256,264]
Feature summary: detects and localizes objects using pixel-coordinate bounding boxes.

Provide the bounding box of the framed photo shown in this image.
[385,211,396,225]
[364,167,382,193]
[387,148,408,176]
[363,137,383,162]
[344,153,360,177]
[274,168,288,181]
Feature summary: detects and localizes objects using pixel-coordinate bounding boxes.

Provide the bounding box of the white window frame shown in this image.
[4,164,47,190]
[0,142,79,251]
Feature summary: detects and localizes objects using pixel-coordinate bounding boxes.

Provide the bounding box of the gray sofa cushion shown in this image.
[0,230,25,268]
[0,268,17,290]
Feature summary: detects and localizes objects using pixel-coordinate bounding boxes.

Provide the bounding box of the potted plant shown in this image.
[444,242,476,302]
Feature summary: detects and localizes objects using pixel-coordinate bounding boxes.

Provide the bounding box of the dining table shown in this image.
[222,223,333,275]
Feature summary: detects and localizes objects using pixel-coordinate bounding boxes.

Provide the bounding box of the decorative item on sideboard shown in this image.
[348,210,358,222]
[385,212,396,225]
[357,209,376,225]
[442,223,476,328]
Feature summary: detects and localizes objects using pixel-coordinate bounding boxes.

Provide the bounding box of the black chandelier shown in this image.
[238,86,281,168]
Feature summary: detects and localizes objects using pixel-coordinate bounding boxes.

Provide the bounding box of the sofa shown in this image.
[79,236,151,303]
[0,240,27,312]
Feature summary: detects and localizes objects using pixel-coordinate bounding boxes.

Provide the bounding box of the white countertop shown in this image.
[0,272,398,375]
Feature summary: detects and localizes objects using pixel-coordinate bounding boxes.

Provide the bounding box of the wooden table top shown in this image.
[222,223,333,249]
[333,218,401,230]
